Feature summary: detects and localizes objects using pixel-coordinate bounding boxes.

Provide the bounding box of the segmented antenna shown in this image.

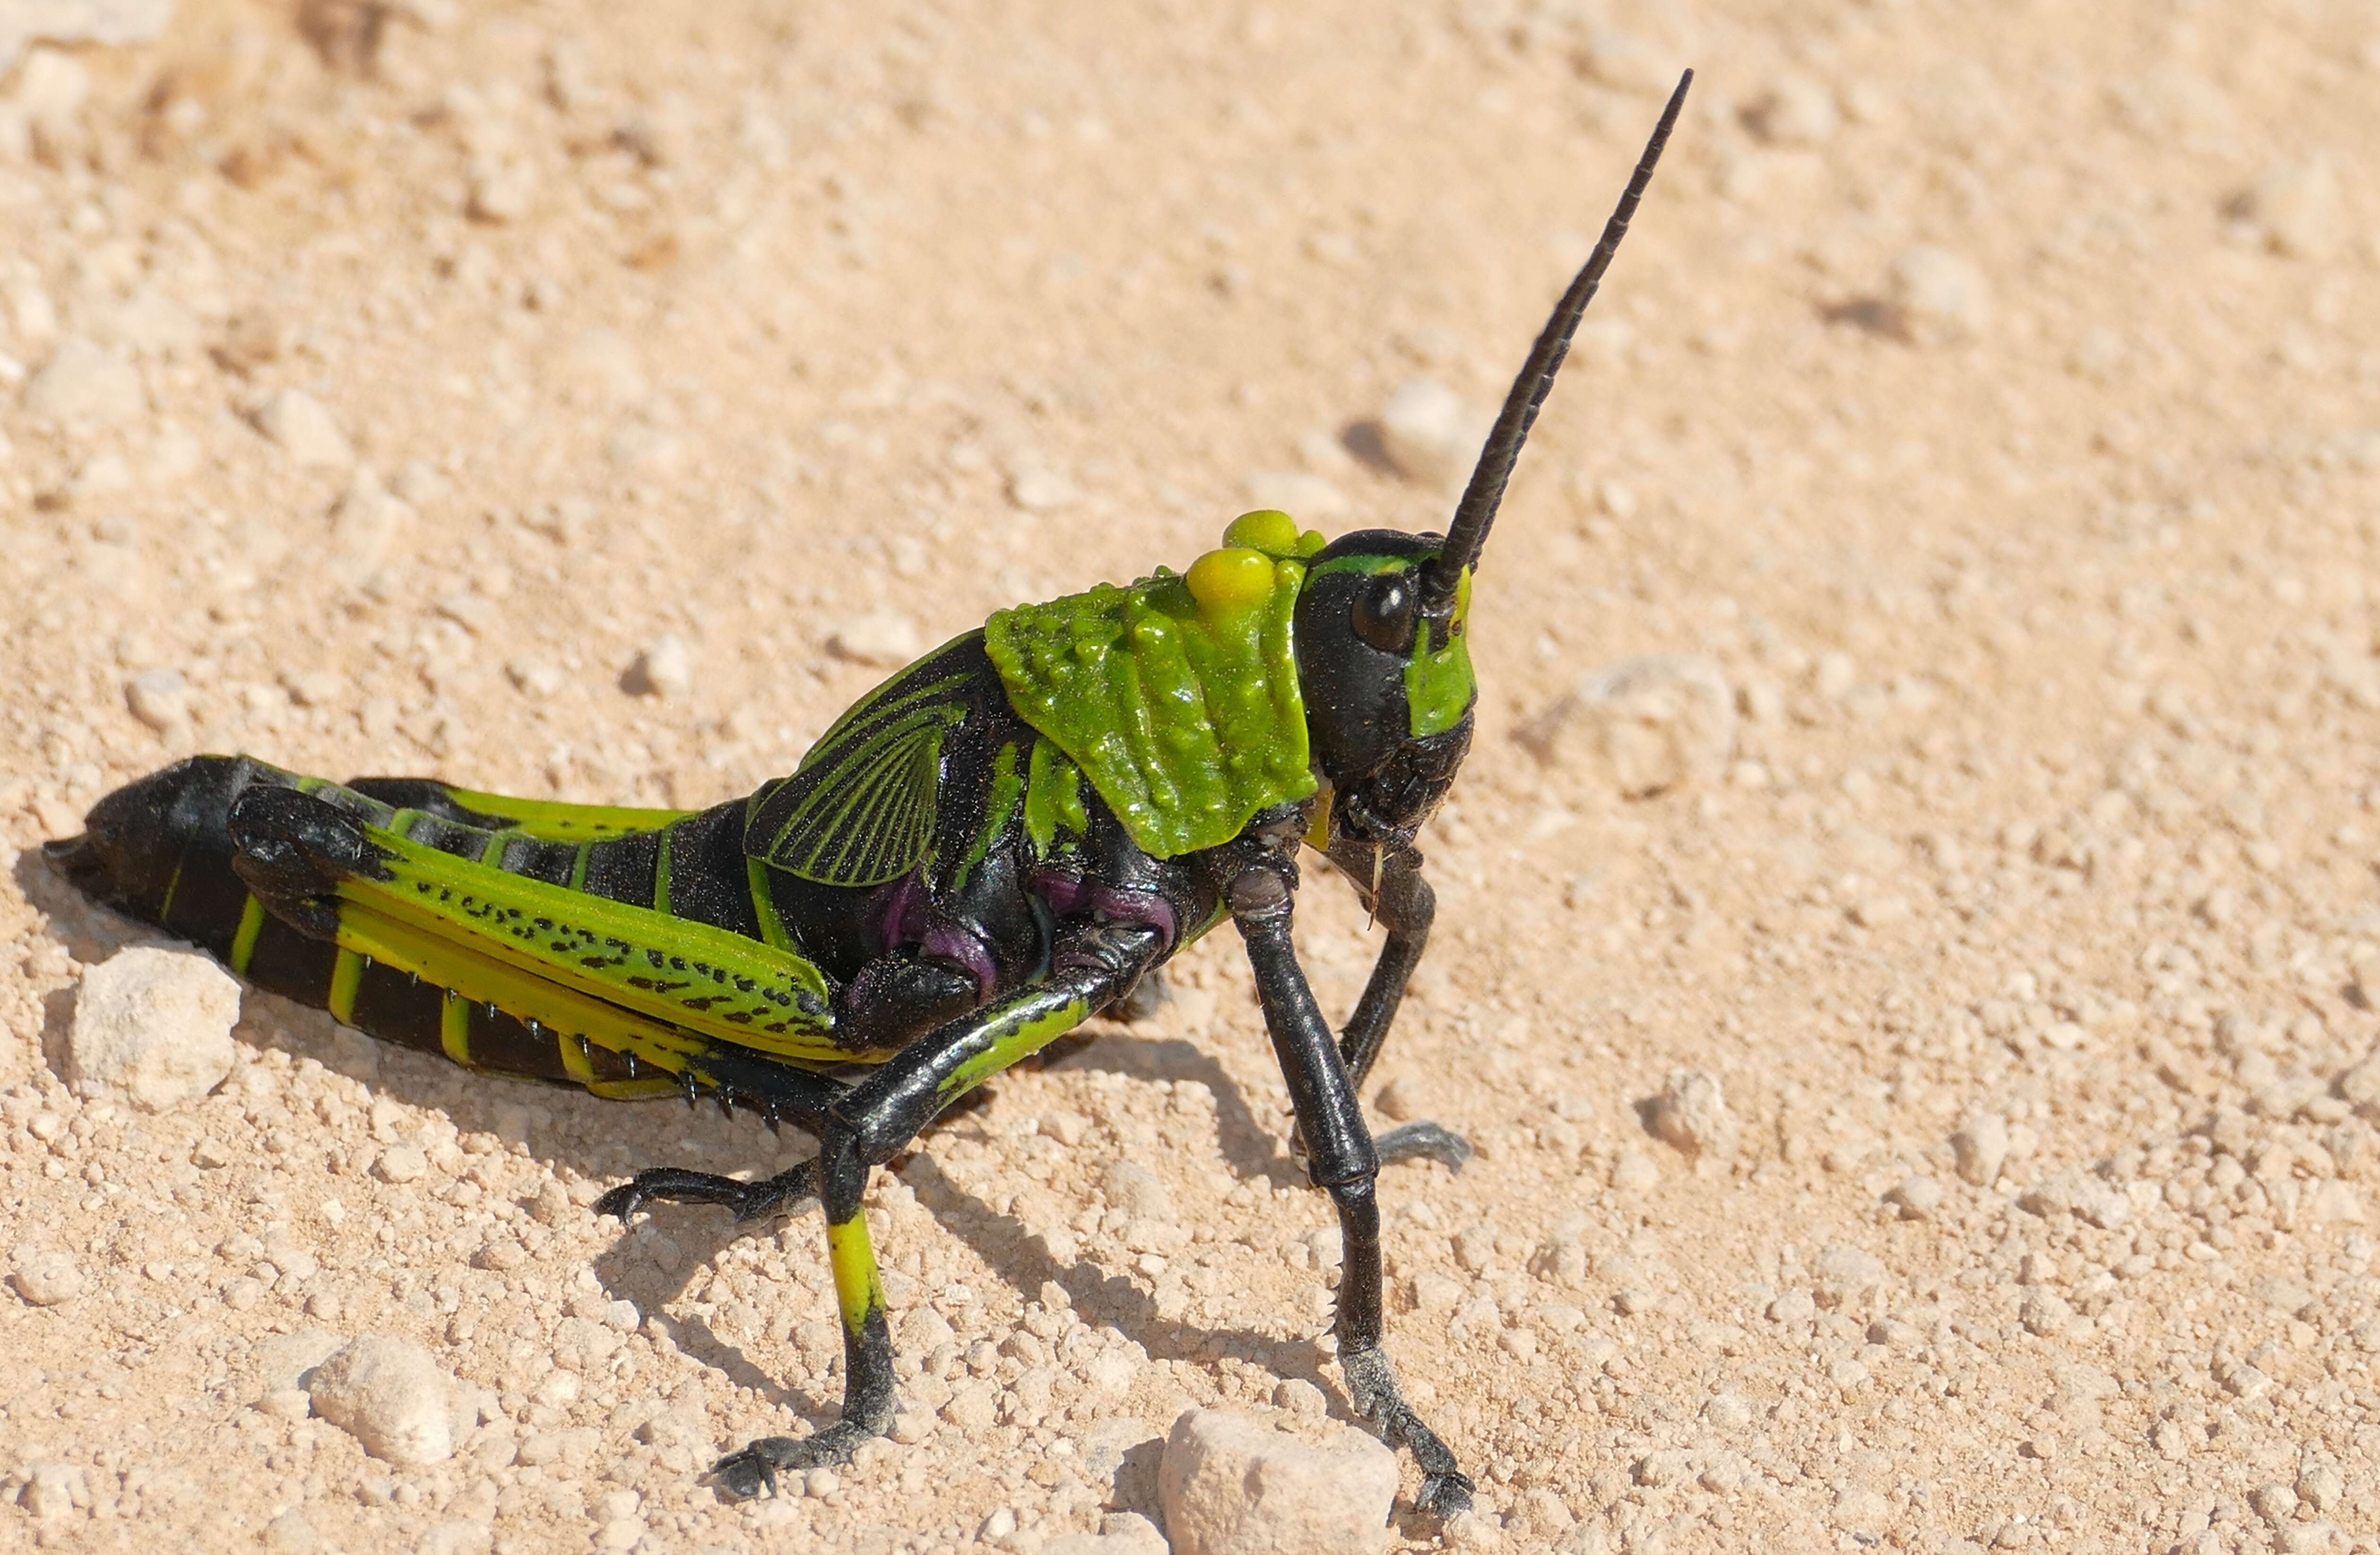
[1420,69,1692,614]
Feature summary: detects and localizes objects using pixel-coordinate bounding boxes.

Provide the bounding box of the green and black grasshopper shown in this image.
[49,78,1688,1514]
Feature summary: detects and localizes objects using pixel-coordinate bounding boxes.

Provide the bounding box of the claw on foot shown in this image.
[1416,1470,1475,1519]
[710,1422,876,1500]
[592,1162,820,1227]
[1374,1119,1472,1173]
[711,1435,805,1499]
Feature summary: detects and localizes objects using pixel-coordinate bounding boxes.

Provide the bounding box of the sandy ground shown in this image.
[5,2,2380,1552]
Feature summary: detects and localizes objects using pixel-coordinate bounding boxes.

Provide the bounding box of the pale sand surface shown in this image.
[3,3,2380,1552]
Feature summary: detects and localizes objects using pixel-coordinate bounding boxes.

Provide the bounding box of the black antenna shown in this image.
[1420,69,1691,616]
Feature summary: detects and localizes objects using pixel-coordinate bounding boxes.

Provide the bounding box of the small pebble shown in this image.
[1887,1174,1945,1220]
[1004,465,1078,513]
[252,388,355,468]
[623,635,693,697]
[10,1249,85,1307]
[1539,655,1736,797]
[1376,378,1486,491]
[1887,246,1991,346]
[67,945,240,1112]
[24,336,145,428]
[329,464,413,582]
[1374,1076,1420,1122]
[1951,1112,2009,1186]
[467,159,535,223]
[1645,1067,1737,1158]
[2237,157,2342,260]
[1610,1147,1662,1191]
[827,613,924,669]
[125,667,189,731]
[376,1145,430,1183]
[304,1335,462,1465]
[1743,74,1838,145]
[1160,1408,1398,1555]
[1103,1160,1173,1220]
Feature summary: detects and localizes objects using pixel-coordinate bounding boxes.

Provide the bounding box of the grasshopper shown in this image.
[50,75,1689,1514]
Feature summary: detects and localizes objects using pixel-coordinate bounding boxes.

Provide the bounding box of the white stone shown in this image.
[623,635,693,698]
[67,945,240,1111]
[1887,246,1991,346]
[1376,378,1487,491]
[2019,1286,2076,1338]
[376,1144,429,1183]
[827,613,924,669]
[10,1248,85,1306]
[1645,1067,1736,1158]
[466,159,534,223]
[1610,1147,1661,1190]
[1160,1408,1400,1555]
[390,460,451,505]
[24,336,145,427]
[1743,74,1838,146]
[1004,465,1078,513]
[304,1334,461,1465]
[606,422,683,474]
[254,388,354,468]
[17,1462,82,1521]
[125,667,189,731]
[327,465,412,583]
[1886,1175,1945,1220]
[1951,1111,2009,1186]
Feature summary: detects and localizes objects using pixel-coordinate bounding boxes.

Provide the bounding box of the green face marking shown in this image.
[1306,550,1479,739]
[1405,564,1476,739]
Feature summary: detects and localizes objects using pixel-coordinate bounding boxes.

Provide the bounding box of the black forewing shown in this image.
[744,633,996,886]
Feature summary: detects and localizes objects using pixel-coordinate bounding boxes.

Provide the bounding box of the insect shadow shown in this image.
[19,851,1340,1431]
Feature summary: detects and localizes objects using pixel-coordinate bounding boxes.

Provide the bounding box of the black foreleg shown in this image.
[1219,822,1473,1517]
[1325,838,1471,1173]
[624,921,1164,1498]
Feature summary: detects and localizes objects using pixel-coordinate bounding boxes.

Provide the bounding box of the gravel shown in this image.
[303,1335,466,1467]
[1159,1408,1400,1555]
[826,613,924,668]
[1886,245,1992,346]
[22,336,145,428]
[1374,379,1487,491]
[252,387,354,468]
[1644,1066,1737,1158]
[623,634,693,697]
[66,945,240,1111]
[8,8,2380,1555]
[9,1247,85,1306]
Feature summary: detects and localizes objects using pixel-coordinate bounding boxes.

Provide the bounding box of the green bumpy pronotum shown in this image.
[984,511,1326,860]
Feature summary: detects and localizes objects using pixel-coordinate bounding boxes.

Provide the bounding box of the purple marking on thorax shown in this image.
[868,870,998,999]
[1032,867,1179,967]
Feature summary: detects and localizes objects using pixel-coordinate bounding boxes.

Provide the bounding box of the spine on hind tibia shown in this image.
[46,754,760,1099]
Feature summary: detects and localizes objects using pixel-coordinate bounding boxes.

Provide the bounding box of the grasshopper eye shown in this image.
[1351,573,1418,654]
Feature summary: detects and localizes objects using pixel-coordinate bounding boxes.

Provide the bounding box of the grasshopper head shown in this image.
[1294,532,1476,852]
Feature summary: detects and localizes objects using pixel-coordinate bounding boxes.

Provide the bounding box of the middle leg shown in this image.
[688,921,1168,1495]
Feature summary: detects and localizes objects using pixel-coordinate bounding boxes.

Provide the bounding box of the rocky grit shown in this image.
[3,4,2380,1554]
